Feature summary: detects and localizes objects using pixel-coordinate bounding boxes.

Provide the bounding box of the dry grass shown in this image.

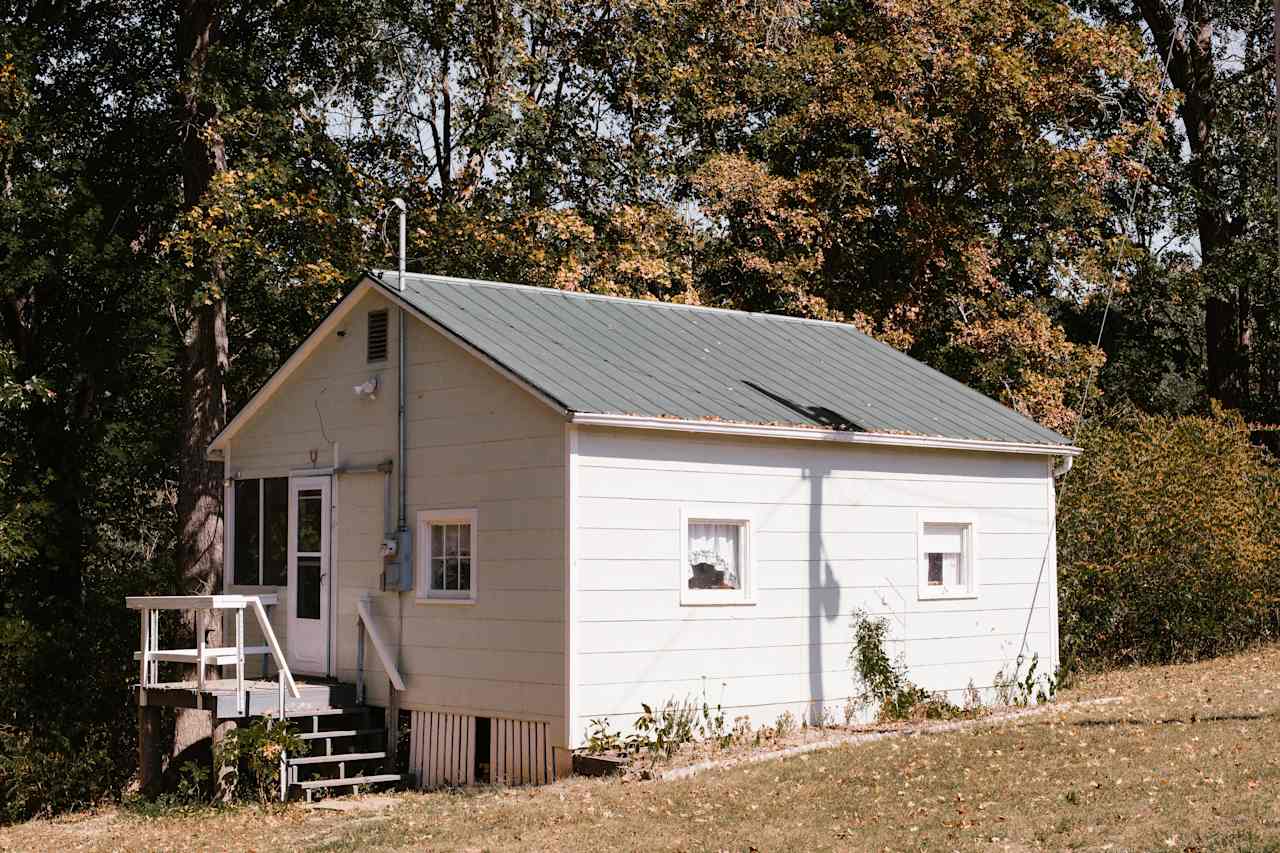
[4,646,1280,852]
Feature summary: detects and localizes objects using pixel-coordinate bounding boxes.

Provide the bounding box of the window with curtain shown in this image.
[919,520,975,598]
[687,521,744,591]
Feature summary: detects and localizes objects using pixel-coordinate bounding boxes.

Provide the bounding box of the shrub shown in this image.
[212,718,305,805]
[849,610,957,721]
[1058,407,1280,671]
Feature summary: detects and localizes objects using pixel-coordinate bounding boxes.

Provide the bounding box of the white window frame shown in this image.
[679,506,756,606]
[416,508,478,605]
[916,511,979,600]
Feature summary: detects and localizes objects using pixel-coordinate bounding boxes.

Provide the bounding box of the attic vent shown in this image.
[367,309,388,362]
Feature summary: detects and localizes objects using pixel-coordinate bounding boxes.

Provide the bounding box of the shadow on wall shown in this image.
[742,381,852,725]
[805,464,842,725]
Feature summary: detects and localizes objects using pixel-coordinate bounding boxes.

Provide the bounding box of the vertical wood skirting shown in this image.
[409,710,476,788]
[490,717,555,786]
[408,712,557,788]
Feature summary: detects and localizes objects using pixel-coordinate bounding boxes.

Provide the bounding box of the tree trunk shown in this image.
[172,0,229,768]
[1137,2,1250,408]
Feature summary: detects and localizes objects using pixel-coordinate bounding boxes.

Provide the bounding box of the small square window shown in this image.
[688,522,742,590]
[918,517,977,599]
[681,511,754,605]
[417,509,478,603]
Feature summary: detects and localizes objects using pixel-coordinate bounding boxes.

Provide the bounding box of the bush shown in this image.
[1058,407,1280,671]
[214,718,305,805]
[849,610,957,721]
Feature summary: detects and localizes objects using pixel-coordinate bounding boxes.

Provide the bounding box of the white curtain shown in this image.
[922,523,966,586]
[689,522,740,588]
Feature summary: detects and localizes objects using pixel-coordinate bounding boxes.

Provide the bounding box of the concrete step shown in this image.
[289,751,386,767]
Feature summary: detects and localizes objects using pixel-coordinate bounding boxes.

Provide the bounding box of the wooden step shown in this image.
[296,773,400,791]
[288,751,385,767]
[282,705,366,718]
[297,727,383,741]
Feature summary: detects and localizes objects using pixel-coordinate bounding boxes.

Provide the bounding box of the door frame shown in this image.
[287,475,332,676]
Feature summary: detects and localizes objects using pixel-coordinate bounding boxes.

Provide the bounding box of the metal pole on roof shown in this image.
[393,198,406,293]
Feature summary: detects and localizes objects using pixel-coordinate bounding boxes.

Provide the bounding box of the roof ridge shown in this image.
[368,269,875,334]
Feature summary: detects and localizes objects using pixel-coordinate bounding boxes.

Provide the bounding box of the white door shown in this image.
[288,476,330,675]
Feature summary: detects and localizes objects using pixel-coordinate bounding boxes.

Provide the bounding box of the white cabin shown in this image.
[206,270,1078,784]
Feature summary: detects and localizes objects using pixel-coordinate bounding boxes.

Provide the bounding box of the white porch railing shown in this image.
[355,595,405,705]
[126,594,301,718]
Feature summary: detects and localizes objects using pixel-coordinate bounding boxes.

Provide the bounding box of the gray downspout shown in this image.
[391,197,407,584]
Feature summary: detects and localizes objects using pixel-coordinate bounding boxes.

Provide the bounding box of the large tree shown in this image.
[639,0,1168,433]
[1076,0,1278,417]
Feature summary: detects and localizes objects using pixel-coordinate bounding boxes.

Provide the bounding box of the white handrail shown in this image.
[130,593,300,717]
[356,596,406,692]
[250,597,299,699]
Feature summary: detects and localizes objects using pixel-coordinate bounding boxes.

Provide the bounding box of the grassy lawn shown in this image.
[4,647,1280,852]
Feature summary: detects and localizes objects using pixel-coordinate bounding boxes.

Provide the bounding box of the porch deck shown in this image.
[137,678,356,719]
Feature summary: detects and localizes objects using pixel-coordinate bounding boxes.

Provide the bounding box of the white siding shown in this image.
[225,289,567,744]
[571,426,1058,743]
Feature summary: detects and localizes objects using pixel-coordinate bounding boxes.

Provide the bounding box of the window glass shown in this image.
[296,555,322,619]
[261,478,288,585]
[233,479,260,586]
[296,489,322,553]
[922,522,967,590]
[688,522,742,590]
[429,521,473,595]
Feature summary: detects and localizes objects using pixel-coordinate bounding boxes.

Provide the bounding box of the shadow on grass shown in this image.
[1070,711,1271,728]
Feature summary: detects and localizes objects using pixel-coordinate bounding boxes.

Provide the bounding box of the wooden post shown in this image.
[386,683,401,765]
[149,610,159,684]
[355,618,366,705]
[138,702,163,797]
[196,609,206,709]
[234,607,245,716]
[139,608,149,694]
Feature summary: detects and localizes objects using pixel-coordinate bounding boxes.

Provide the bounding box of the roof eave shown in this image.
[568,412,1083,457]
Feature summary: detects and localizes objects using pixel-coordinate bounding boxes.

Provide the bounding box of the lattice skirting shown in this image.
[408,711,556,788]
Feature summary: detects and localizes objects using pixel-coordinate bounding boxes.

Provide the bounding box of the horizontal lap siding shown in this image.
[228,290,566,742]
[572,427,1056,742]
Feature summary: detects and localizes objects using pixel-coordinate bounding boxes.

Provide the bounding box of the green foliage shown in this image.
[213,718,305,806]
[0,724,121,824]
[1058,408,1280,670]
[993,654,1056,707]
[849,610,958,722]
[633,699,699,765]
[584,683,733,763]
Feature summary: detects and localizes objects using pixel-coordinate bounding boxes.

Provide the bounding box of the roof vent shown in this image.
[367,309,389,362]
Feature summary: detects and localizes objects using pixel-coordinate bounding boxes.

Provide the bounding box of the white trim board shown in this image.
[569,413,1081,458]
[207,276,568,457]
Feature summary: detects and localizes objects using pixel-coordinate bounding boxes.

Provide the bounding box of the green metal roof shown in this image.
[368,271,1072,448]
